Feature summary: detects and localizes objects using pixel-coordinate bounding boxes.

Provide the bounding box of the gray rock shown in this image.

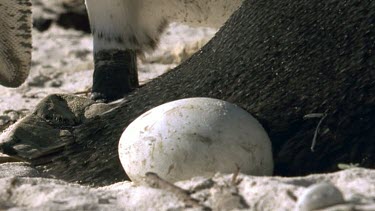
[0,162,42,178]
[84,102,116,119]
[295,182,345,211]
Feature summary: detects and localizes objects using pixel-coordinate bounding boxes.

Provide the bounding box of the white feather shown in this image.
[85,0,243,52]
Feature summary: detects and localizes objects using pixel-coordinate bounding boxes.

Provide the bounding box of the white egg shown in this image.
[119,97,273,182]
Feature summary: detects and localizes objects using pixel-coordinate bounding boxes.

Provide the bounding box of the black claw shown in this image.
[91,49,139,102]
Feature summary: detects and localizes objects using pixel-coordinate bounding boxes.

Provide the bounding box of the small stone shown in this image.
[7,111,20,122]
[0,162,42,178]
[0,116,10,126]
[295,182,345,211]
[84,103,113,119]
[47,79,63,87]
[28,74,51,87]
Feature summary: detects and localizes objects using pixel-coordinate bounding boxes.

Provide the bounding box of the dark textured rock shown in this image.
[0,0,374,186]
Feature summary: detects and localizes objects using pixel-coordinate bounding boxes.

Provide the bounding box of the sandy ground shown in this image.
[0,23,216,133]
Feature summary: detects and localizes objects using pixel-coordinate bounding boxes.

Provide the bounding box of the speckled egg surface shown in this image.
[119,97,273,182]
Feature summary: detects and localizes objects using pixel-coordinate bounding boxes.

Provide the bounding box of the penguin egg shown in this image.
[119,97,273,182]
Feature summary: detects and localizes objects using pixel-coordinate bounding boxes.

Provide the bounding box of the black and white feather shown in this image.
[85,0,243,52]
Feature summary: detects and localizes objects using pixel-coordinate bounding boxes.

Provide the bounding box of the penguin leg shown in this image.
[91,49,139,102]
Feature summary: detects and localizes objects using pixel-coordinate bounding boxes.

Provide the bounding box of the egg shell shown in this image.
[119,97,273,182]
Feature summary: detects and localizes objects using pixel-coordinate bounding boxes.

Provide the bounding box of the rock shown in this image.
[119,97,273,182]
[0,162,43,178]
[295,182,345,211]
[84,102,115,119]
[0,168,374,210]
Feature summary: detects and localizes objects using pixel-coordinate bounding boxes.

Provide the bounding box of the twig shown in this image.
[145,172,211,210]
[286,190,298,202]
[337,163,360,170]
[74,88,91,96]
[303,113,325,119]
[303,113,328,152]
[231,163,241,185]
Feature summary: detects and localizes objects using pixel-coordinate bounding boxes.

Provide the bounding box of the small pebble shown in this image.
[295,182,345,211]
[7,111,20,121]
[47,79,63,87]
[0,116,11,125]
[28,74,51,87]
